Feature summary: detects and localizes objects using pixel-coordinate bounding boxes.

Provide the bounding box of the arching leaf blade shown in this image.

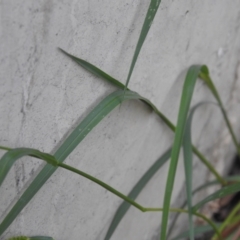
[57,53,227,238]
[182,104,204,240]
[182,102,216,240]
[0,148,58,188]
[59,51,225,182]
[161,65,203,240]
[0,90,141,236]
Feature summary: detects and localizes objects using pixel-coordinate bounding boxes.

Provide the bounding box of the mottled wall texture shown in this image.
[1,1,240,240]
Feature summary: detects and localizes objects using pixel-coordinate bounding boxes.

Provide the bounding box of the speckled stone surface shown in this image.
[0,1,240,239]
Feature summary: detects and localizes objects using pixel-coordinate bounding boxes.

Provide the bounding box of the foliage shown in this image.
[1,0,240,240]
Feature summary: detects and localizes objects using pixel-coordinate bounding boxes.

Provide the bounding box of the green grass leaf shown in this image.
[167,175,240,238]
[104,147,171,240]
[192,182,240,212]
[199,66,240,156]
[60,50,178,133]
[161,65,204,240]
[124,0,162,90]
[0,144,156,218]
[0,148,58,187]
[60,50,226,185]
[171,223,220,240]
[58,48,126,90]
[0,90,142,236]
[182,103,204,240]
[59,51,227,238]
[182,102,215,240]
[192,175,240,195]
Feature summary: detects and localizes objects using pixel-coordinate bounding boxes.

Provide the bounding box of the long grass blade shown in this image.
[59,51,227,238]
[182,103,206,240]
[0,145,147,214]
[59,50,226,185]
[104,147,171,240]
[161,65,204,240]
[167,175,240,239]
[183,102,218,240]
[199,66,240,156]
[192,182,240,212]
[0,151,221,238]
[171,223,221,240]
[192,176,240,195]
[0,149,218,236]
[0,148,57,187]
[167,210,221,240]
[58,48,126,90]
[0,90,142,236]
[124,0,162,90]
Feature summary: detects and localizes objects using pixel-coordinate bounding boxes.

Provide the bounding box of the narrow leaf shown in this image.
[168,176,240,238]
[182,102,215,240]
[182,103,205,240]
[199,66,240,156]
[171,224,220,240]
[0,148,58,187]
[0,90,140,236]
[161,65,203,240]
[192,182,240,212]
[60,50,225,185]
[58,52,227,238]
[192,175,240,195]
[104,147,171,240]
[59,48,126,90]
[125,0,162,89]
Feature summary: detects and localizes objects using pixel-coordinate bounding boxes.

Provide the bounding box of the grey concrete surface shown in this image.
[0,0,240,239]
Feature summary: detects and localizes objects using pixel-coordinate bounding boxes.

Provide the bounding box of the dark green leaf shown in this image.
[0,90,139,236]
[58,53,226,238]
[59,48,126,90]
[161,65,204,240]
[0,148,58,187]
[125,0,162,89]
[182,102,214,240]
[59,51,225,183]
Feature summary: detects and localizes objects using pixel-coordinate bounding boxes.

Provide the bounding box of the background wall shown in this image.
[0,1,240,239]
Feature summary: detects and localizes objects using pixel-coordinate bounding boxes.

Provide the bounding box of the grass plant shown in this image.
[1,0,240,239]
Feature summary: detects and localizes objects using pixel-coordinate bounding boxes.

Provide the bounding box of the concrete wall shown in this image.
[0,1,240,239]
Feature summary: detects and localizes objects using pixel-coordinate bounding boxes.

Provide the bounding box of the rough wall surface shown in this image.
[0,0,240,240]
